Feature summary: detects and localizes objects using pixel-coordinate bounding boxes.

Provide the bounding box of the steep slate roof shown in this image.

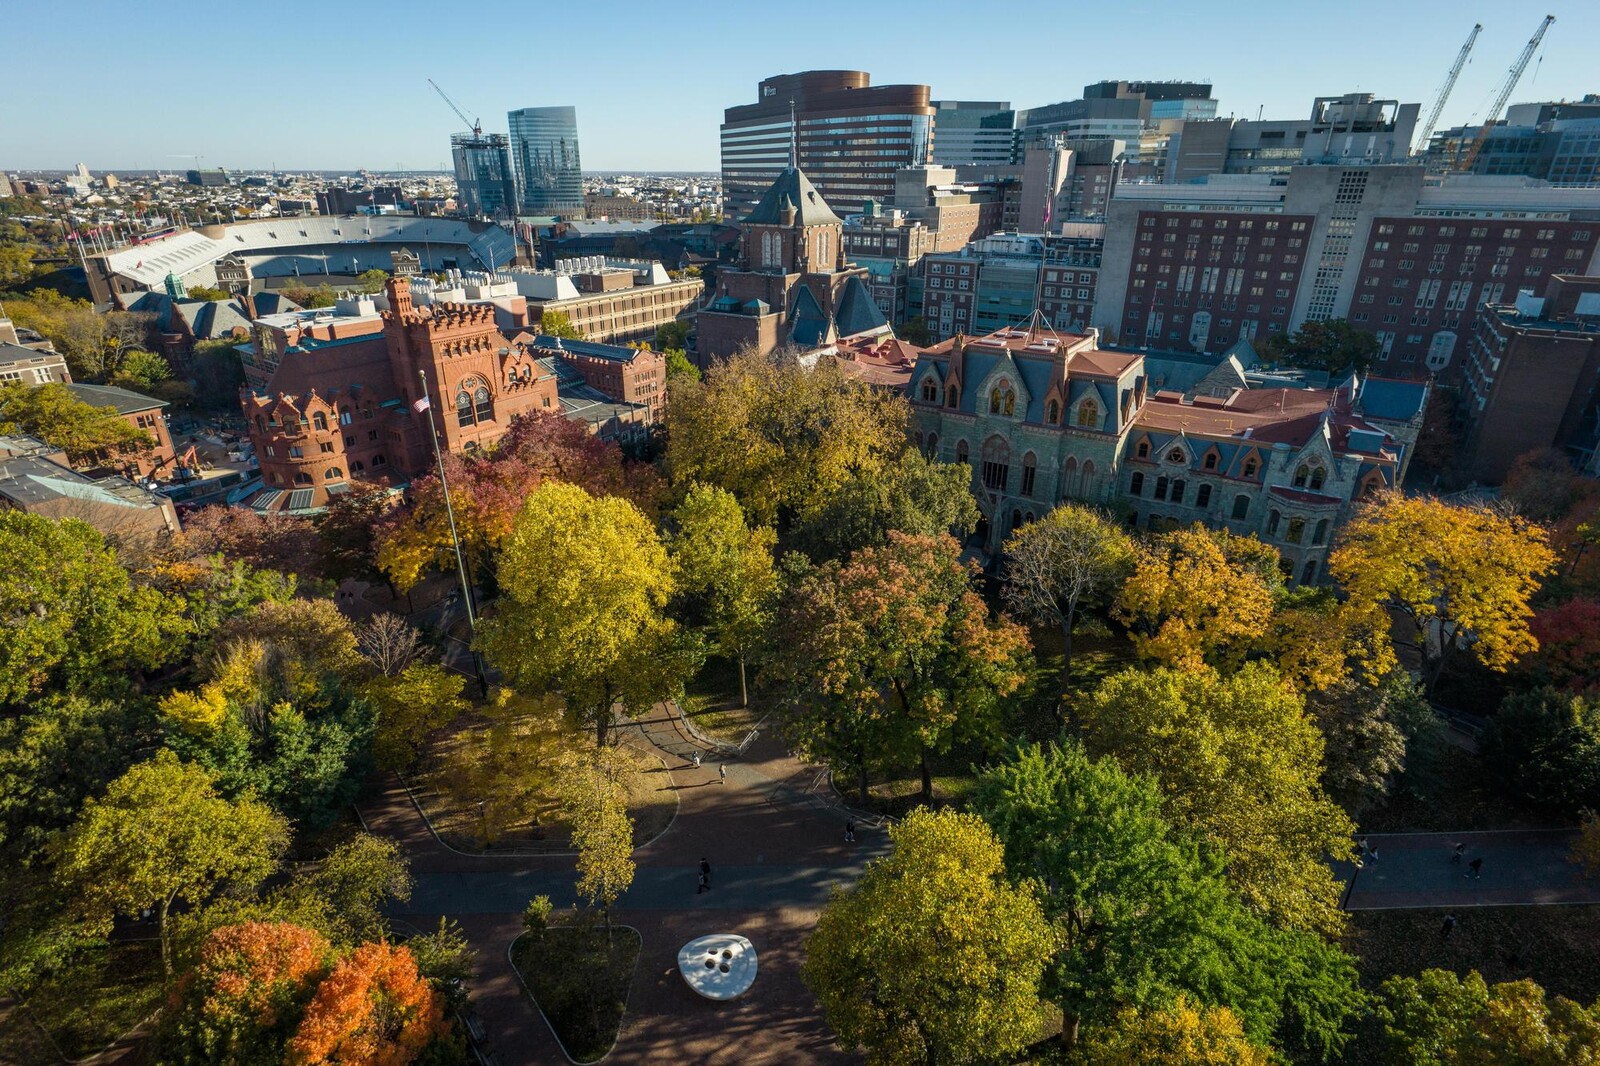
[833,276,890,337]
[788,286,833,347]
[66,382,166,415]
[744,167,843,227]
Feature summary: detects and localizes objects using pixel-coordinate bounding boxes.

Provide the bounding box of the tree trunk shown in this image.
[1060,1009,1080,1048]
[858,764,869,808]
[919,748,933,804]
[158,896,172,981]
[738,657,749,708]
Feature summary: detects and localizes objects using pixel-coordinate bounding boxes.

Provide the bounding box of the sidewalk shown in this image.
[1343,830,1598,910]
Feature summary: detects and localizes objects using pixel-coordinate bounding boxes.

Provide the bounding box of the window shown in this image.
[1232,494,1250,520]
[921,378,938,402]
[1171,480,1185,505]
[1167,448,1185,463]
[324,467,343,480]
[1243,458,1258,479]
[312,412,328,431]
[1285,517,1306,544]
[1301,559,1318,585]
[1021,453,1037,497]
[1313,519,1329,546]
[1203,451,1218,470]
[1129,471,1145,496]
[925,432,939,460]
[371,453,386,466]
[339,407,352,426]
[981,438,1010,492]
[293,472,313,485]
[989,382,1015,416]
[946,384,959,408]
[1047,399,1060,424]
[1135,439,1149,459]
[956,440,969,464]
[1294,464,1310,488]
[1077,400,1099,428]
[319,441,334,454]
[474,386,492,424]
[1154,476,1169,501]
[1310,467,1325,491]
[1196,484,1212,508]
[1267,510,1281,537]
[457,390,475,427]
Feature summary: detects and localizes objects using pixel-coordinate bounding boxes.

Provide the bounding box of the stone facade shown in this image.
[908,321,1424,584]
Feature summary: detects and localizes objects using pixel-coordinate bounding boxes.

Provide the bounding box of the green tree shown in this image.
[356,268,390,294]
[1002,503,1135,684]
[110,349,174,391]
[0,380,154,465]
[406,917,476,1013]
[767,532,1031,804]
[54,750,289,978]
[536,308,583,339]
[282,285,337,310]
[562,750,636,935]
[1262,318,1380,376]
[803,808,1052,1066]
[0,242,36,287]
[296,833,413,946]
[478,481,692,745]
[668,483,778,706]
[654,319,691,352]
[971,740,1361,1055]
[1080,663,1355,936]
[1307,674,1434,815]
[662,347,700,384]
[1481,687,1600,815]
[363,662,469,771]
[787,449,980,563]
[1378,970,1600,1065]
[895,316,932,347]
[0,512,183,707]
[181,285,232,302]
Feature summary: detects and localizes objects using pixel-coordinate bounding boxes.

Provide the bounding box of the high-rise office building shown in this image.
[508,106,584,217]
[451,133,519,220]
[931,102,1018,167]
[720,70,934,220]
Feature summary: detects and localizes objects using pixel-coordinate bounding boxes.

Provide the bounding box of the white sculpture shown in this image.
[677,934,757,1000]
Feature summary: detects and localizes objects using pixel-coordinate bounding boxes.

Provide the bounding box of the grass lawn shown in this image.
[1342,905,1600,1063]
[413,722,678,853]
[511,923,642,1063]
[681,655,763,746]
[0,941,162,1062]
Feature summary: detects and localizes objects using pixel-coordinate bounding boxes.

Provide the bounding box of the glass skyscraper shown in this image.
[508,106,584,217]
[451,133,518,220]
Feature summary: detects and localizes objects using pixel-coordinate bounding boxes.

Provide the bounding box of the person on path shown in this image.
[691,750,702,769]
[719,763,727,784]
[845,819,856,843]
[1441,914,1457,939]
[1453,842,1465,864]
[1467,857,1483,879]
[697,870,709,894]
[700,857,712,887]
[1357,837,1370,856]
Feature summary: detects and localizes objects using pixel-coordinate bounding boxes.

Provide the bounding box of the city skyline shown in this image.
[5,0,1596,172]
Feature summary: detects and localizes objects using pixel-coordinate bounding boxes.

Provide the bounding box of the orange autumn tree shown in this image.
[160,921,331,1062]
[287,942,448,1065]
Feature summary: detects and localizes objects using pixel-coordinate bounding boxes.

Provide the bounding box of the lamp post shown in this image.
[417,369,487,695]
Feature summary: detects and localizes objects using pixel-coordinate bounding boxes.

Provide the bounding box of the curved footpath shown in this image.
[361,705,889,1065]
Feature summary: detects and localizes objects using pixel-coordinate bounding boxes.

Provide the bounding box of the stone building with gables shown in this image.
[907,319,1426,584]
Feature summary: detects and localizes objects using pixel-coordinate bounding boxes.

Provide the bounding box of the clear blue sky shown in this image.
[4,0,1594,172]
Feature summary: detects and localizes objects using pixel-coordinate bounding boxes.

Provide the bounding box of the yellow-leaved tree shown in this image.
[1080,998,1273,1066]
[1330,493,1557,694]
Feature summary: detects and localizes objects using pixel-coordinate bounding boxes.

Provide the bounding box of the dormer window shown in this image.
[1077,400,1100,428]
[1310,467,1326,491]
[921,377,939,403]
[1047,399,1060,424]
[1203,451,1218,470]
[1136,440,1150,459]
[989,381,1015,416]
[1243,458,1258,479]
[945,384,959,408]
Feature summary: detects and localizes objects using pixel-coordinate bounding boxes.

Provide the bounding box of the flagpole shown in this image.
[417,369,487,693]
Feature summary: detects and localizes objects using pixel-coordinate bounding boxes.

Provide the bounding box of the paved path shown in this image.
[1343,830,1597,910]
[360,702,883,1065]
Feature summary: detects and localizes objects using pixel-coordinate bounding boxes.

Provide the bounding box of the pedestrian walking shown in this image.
[1452,842,1465,864]
[691,750,702,769]
[1367,844,1379,864]
[1441,914,1457,940]
[697,871,709,894]
[700,857,712,887]
[845,819,856,843]
[1467,857,1483,879]
[719,763,727,784]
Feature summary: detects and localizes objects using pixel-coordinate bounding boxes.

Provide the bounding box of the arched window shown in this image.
[989,381,1015,416]
[1130,471,1145,496]
[1294,464,1310,488]
[352,461,365,473]
[1021,452,1037,497]
[1267,509,1281,537]
[456,390,475,427]
[1136,439,1149,458]
[339,406,353,426]
[1286,517,1306,544]
[956,440,969,464]
[1310,467,1326,491]
[1047,399,1060,424]
[1243,458,1258,479]
[1080,460,1095,496]
[925,432,939,460]
[1313,519,1329,545]
[1171,479,1186,504]
[324,467,343,480]
[372,453,386,466]
[761,232,776,268]
[312,412,328,431]
[1010,509,1023,532]
[1063,457,1078,499]
[1203,451,1218,470]
[946,384,959,408]
[1302,559,1319,585]
[1232,494,1250,520]
[981,437,1010,492]
[474,386,492,423]
[921,377,938,402]
[1154,475,1169,501]
[1167,448,1186,463]
[1195,484,1211,508]
[1077,399,1100,428]
[294,472,313,485]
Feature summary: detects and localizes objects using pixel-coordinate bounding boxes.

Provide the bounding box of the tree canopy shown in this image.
[803,808,1053,1065]
[0,380,154,465]
[1003,503,1135,680]
[1261,318,1380,376]
[1378,970,1600,1065]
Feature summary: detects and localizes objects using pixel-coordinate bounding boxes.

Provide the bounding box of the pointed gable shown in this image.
[744,167,843,227]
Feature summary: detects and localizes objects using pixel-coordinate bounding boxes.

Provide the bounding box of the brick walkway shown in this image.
[1343,830,1596,910]
[363,704,882,1065]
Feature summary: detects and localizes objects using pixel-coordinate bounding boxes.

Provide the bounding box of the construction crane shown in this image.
[1414,23,1481,155]
[428,79,481,137]
[1458,14,1556,173]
